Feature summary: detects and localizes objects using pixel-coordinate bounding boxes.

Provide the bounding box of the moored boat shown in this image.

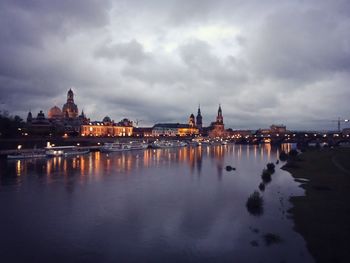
[45,146,90,157]
[7,152,46,160]
[100,142,131,152]
[152,140,187,148]
[128,141,149,150]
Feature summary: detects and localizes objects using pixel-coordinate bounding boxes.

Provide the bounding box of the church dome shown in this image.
[103,116,112,123]
[48,106,63,119]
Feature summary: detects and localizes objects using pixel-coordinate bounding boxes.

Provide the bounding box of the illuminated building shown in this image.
[62,89,78,118]
[152,123,199,137]
[133,127,153,137]
[81,117,133,137]
[208,105,227,138]
[48,106,63,120]
[26,89,89,136]
[189,114,195,127]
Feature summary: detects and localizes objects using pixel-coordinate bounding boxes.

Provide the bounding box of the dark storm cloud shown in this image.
[1,0,350,130]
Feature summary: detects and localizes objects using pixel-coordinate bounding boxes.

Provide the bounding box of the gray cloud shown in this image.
[1,0,350,130]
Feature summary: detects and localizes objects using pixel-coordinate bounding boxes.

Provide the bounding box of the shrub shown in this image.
[225,165,236,171]
[266,162,275,173]
[288,149,298,157]
[246,191,264,216]
[258,182,265,192]
[261,169,272,183]
[279,151,288,161]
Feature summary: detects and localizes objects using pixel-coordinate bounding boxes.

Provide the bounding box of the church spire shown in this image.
[196,104,203,129]
[216,104,223,124]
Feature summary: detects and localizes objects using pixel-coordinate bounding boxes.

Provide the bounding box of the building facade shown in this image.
[208,105,227,138]
[152,123,199,137]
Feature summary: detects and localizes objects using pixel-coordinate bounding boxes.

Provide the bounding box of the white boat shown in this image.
[128,141,149,150]
[101,141,149,152]
[45,146,90,157]
[152,140,187,148]
[7,152,46,159]
[100,142,131,152]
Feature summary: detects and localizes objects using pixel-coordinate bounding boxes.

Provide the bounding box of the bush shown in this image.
[288,149,298,157]
[279,151,288,161]
[258,182,265,192]
[261,169,272,183]
[225,165,236,171]
[246,191,264,216]
[266,162,275,173]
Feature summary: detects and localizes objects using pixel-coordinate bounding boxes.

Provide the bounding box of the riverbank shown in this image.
[283,147,350,263]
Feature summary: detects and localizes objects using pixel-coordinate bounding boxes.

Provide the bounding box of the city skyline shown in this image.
[1,0,350,130]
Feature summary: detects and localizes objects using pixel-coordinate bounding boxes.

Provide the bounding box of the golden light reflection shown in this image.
[10,144,295,184]
[16,160,22,176]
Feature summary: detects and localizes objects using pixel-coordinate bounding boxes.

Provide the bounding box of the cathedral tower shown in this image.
[216,104,223,124]
[189,113,196,127]
[196,106,202,129]
[62,89,78,118]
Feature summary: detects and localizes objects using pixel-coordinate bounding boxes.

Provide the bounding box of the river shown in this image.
[0,144,313,262]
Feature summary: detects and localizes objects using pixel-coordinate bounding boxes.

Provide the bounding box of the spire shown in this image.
[196,105,203,129]
[67,88,74,103]
[216,104,223,124]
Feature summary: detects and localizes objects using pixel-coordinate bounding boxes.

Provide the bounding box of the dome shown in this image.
[102,116,112,123]
[48,106,63,119]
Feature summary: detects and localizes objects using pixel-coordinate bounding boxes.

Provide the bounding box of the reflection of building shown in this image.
[81,117,133,137]
[208,105,227,138]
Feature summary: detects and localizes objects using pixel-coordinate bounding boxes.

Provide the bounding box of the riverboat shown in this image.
[152,140,187,148]
[7,152,46,159]
[45,146,90,157]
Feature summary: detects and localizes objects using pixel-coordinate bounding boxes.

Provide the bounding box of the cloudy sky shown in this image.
[1,0,350,130]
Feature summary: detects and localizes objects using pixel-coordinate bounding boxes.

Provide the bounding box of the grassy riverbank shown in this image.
[283,147,350,263]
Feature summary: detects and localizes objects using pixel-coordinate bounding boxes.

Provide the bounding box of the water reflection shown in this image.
[0,144,313,263]
[2,144,285,185]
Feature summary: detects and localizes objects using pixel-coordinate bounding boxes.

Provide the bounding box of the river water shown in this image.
[0,144,313,263]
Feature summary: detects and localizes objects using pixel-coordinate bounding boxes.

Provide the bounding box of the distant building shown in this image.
[152,123,199,137]
[189,113,195,127]
[270,124,287,134]
[81,118,133,137]
[256,124,288,137]
[26,89,89,136]
[133,127,153,137]
[227,129,253,138]
[208,105,227,138]
[62,89,79,118]
[26,110,53,135]
[196,106,203,129]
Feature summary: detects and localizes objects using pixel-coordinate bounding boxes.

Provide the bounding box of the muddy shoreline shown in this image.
[283,148,350,263]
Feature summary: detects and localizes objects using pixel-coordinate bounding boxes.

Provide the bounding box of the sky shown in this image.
[0,0,350,130]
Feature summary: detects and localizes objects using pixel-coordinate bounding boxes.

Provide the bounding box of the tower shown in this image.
[27,111,33,123]
[62,89,78,118]
[216,104,223,124]
[189,113,195,127]
[196,105,202,129]
[67,89,74,103]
